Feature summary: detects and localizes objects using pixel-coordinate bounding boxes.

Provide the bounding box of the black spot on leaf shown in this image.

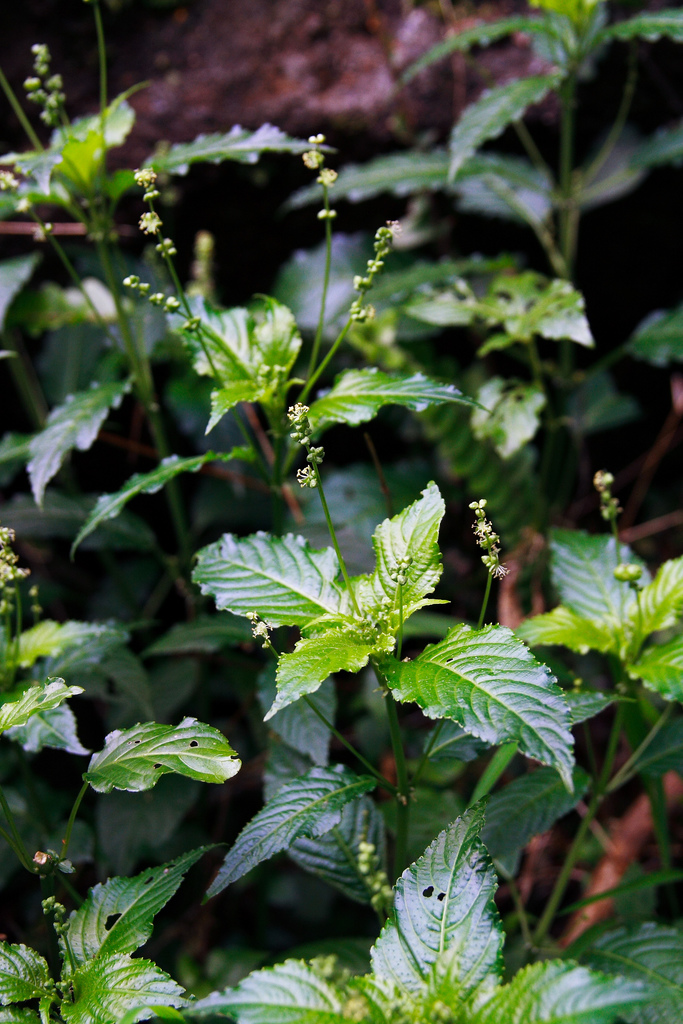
[437,892,446,901]
[422,886,434,898]
[105,913,121,930]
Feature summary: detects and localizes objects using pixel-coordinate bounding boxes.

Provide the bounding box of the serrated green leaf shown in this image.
[628,556,683,641]
[0,1008,41,1023]
[628,305,683,367]
[307,369,472,435]
[143,614,251,656]
[628,635,683,701]
[0,679,82,734]
[516,606,616,655]
[52,95,136,150]
[0,944,51,1005]
[449,75,562,181]
[84,717,240,793]
[632,719,683,777]
[472,959,646,1023]
[483,767,589,876]
[66,847,207,965]
[372,805,503,998]
[268,631,378,719]
[0,150,63,193]
[207,765,376,897]
[260,670,335,766]
[192,959,343,1024]
[193,532,344,628]
[6,704,89,755]
[584,923,683,1024]
[601,10,683,44]
[285,151,451,209]
[71,452,233,554]
[61,953,186,1024]
[149,124,316,175]
[471,379,545,458]
[28,381,131,506]
[382,624,574,788]
[564,691,613,725]
[0,254,40,331]
[2,491,155,552]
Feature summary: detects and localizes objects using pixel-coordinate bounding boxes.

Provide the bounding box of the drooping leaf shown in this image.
[0,254,40,331]
[482,767,589,876]
[567,370,641,436]
[628,635,683,702]
[470,379,545,459]
[372,805,503,998]
[71,452,233,554]
[28,381,131,506]
[259,668,335,765]
[84,717,240,793]
[584,923,683,1024]
[628,305,683,367]
[193,531,344,628]
[148,124,317,175]
[192,959,344,1024]
[0,944,52,1005]
[66,847,207,965]
[143,614,251,656]
[60,953,186,1024]
[206,765,376,897]
[633,719,683,778]
[601,9,683,44]
[516,605,616,655]
[6,704,89,756]
[472,959,646,1024]
[0,679,82,734]
[269,632,372,718]
[382,624,574,788]
[449,75,562,180]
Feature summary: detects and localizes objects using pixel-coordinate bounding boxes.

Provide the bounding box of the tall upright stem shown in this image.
[376,666,410,879]
[0,65,42,150]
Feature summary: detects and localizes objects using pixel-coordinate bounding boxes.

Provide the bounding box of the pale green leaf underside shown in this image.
[61,954,186,1024]
[207,765,376,897]
[259,670,335,766]
[471,379,545,459]
[0,679,82,734]
[28,381,131,506]
[148,124,316,175]
[269,631,376,718]
[550,529,645,629]
[516,605,616,655]
[6,703,89,755]
[85,717,240,793]
[193,531,344,628]
[14,620,123,670]
[628,635,683,702]
[382,624,574,789]
[372,805,503,998]
[0,944,51,1005]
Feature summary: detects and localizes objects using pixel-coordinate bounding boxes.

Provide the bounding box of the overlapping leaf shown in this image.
[0,679,82,734]
[6,704,89,755]
[550,529,645,628]
[633,719,683,778]
[628,635,683,702]
[148,124,316,175]
[628,555,683,640]
[470,379,545,459]
[285,151,451,209]
[0,945,52,1005]
[628,305,683,367]
[516,605,616,655]
[601,9,683,44]
[260,672,335,765]
[60,954,186,1024]
[269,630,376,718]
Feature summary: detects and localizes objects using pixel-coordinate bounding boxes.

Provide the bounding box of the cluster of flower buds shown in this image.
[613,562,643,592]
[302,135,339,220]
[0,527,30,590]
[469,499,509,579]
[593,469,621,524]
[357,839,393,914]
[389,555,413,588]
[246,612,273,650]
[287,403,312,445]
[0,171,19,192]
[24,45,65,127]
[350,222,400,322]
[41,893,72,938]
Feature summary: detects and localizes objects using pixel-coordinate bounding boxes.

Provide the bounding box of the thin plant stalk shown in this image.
[0,65,42,150]
[469,742,517,805]
[411,720,445,787]
[300,317,353,404]
[477,572,493,630]
[311,461,361,617]
[0,783,33,873]
[307,181,333,380]
[61,781,89,863]
[302,696,398,796]
[384,686,411,879]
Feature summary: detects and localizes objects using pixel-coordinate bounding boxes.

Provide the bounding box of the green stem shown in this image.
[477,572,493,630]
[61,781,88,863]
[0,65,42,150]
[507,874,534,950]
[308,183,333,380]
[311,461,361,616]
[583,42,638,188]
[300,317,352,404]
[378,669,410,878]
[558,72,578,280]
[469,742,517,805]
[92,0,108,119]
[396,584,404,662]
[411,720,445,787]
[606,702,672,793]
[2,329,48,428]
[0,783,33,873]
[302,696,398,796]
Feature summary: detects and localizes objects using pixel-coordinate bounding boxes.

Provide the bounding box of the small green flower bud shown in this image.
[23,77,41,92]
[613,563,643,583]
[149,292,166,306]
[164,296,181,312]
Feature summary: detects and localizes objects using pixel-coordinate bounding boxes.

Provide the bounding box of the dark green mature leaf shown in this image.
[516,605,616,655]
[144,614,251,656]
[0,679,82,734]
[629,635,683,702]
[452,152,553,224]
[403,16,551,81]
[483,767,589,876]
[0,1009,41,1023]
[308,369,471,434]
[148,124,316,175]
[61,953,186,1024]
[270,631,375,718]
[372,805,503,998]
[259,670,335,765]
[2,491,156,552]
[192,959,343,1024]
[601,9,683,44]
[585,923,683,1024]
[0,944,52,1005]
[285,151,451,209]
[449,75,562,180]
[634,719,683,777]
[631,121,683,170]
[6,704,89,755]
[71,452,232,554]
[67,848,207,965]
[28,381,131,506]
[0,433,31,488]
[206,765,376,897]
[193,532,344,628]
[628,305,683,367]
[84,717,240,793]
[0,254,40,330]
[472,960,646,1024]
[382,624,574,789]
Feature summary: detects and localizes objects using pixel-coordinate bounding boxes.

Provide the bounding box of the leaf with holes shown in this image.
[476,273,593,350]
[449,75,562,181]
[84,717,240,793]
[516,605,616,655]
[28,381,131,506]
[66,848,207,966]
[381,624,574,789]
[372,805,503,999]
[60,954,186,1024]
[307,369,473,434]
[193,531,344,628]
[0,944,52,1006]
[148,124,317,175]
[268,630,375,718]
[0,679,82,734]
[207,765,376,897]
[628,635,683,702]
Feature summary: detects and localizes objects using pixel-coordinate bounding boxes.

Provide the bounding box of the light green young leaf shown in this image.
[15,621,124,670]
[472,959,646,1024]
[471,379,545,459]
[584,923,683,1024]
[269,631,374,718]
[66,848,207,965]
[52,95,136,149]
[60,953,186,1024]
[627,555,683,641]
[84,717,240,793]
[628,305,683,367]
[192,959,344,1024]
[0,254,40,331]
[628,635,683,702]
[372,805,503,998]
[0,150,63,194]
[449,75,562,181]
[28,381,131,506]
[381,624,574,789]
[206,765,376,897]
[601,9,683,44]
[0,679,82,734]
[6,704,89,756]
[483,767,589,876]
[0,944,52,1005]
[71,451,232,554]
[148,124,317,175]
[207,382,263,429]
[307,369,472,435]
[516,605,616,655]
[193,531,344,628]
